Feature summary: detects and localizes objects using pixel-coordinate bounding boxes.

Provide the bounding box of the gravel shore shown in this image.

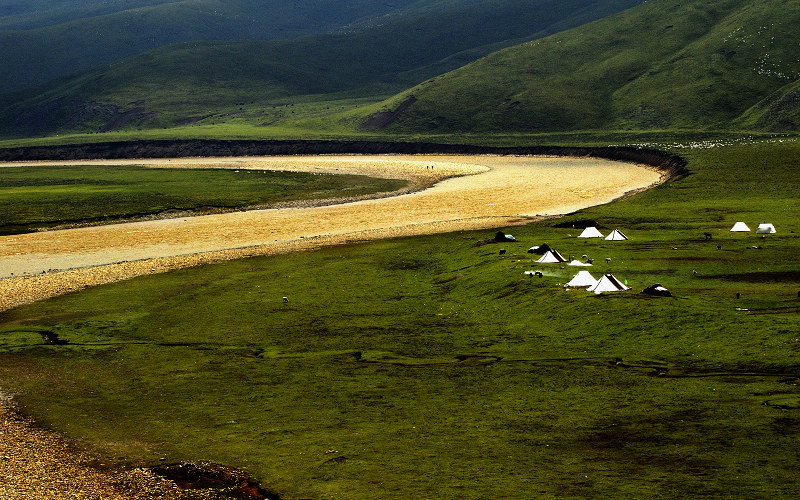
[0,390,187,499]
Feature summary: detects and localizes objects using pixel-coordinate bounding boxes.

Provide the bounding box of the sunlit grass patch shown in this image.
[0,164,406,235]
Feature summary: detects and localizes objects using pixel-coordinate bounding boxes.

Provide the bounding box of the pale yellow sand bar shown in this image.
[0,155,662,310]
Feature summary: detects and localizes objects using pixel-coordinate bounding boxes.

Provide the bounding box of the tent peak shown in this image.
[577,226,604,238]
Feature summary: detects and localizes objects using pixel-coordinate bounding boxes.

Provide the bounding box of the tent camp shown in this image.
[604,229,628,241]
[730,222,751,232]
[756,223,776,234]
[587,274,629,294]
[577,226,604,238]
[535,250,566,263]
[565,271,597,289]
[567,259,592,266]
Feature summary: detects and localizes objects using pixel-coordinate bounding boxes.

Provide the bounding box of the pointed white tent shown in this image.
[565,271,598,289]
[577,226,604,238]
[604,229,628,241]
[587,274,629,294]
[730,222,751,232]
[756,223,776,234]
[535,250,566,263]
[567,259,592,266]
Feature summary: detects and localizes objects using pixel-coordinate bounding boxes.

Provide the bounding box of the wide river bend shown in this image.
[0,155,662,310]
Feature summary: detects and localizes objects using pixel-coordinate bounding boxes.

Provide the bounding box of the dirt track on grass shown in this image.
[0,154,662,311]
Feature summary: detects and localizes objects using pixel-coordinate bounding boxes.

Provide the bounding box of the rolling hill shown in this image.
[0,0,439,94]
[3,0,799,139]
[356,0,800,134]
[0,0,647,138]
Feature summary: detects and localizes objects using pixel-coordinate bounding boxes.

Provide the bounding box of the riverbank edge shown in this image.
[0,139,689,180]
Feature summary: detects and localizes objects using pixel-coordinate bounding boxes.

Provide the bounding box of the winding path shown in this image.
[0,155,662,311]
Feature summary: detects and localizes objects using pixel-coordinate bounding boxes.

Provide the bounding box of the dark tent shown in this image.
[642,284,672,297]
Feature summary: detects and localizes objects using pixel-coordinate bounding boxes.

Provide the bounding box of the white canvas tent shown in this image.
[587,274,629,294]
[604,229,628,241]
[567,259,592,266]
[535,250,566,263]
[756,223,776,234]
[565,271,597,289]
[577,226,604,238]
[730,222,751,232]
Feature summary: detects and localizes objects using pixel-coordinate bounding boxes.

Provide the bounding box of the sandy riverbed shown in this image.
[0,155,661,311]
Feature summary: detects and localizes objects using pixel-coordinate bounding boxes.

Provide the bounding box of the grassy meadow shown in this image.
[0,165,406,235]
[0,138,798,498]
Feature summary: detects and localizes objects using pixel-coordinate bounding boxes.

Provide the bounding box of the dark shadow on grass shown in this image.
[151,461,281,499]
[39,330,69,345]
[698,271,800,283]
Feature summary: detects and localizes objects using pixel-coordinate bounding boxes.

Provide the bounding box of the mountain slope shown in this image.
[736,79,800,132]
[0,0,646,137]
[0,0,424,94]
[357,0,800,134]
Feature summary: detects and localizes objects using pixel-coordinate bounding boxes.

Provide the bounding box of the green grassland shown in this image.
[0,139,797,499]
[0,165,406,235]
